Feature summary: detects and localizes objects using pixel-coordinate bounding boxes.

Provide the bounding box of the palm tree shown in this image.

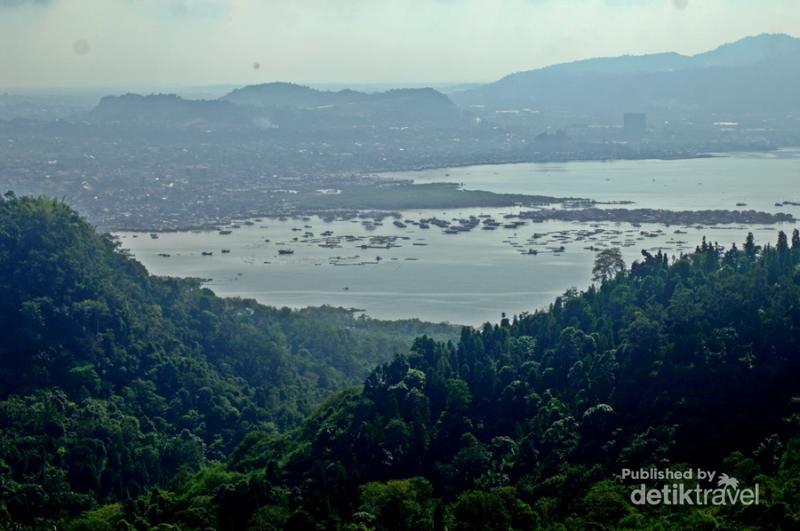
[717,473,739,490]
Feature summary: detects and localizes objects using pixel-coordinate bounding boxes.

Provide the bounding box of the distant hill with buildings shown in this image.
[88,84,471,131]
[222,83,471,129]
[90,93,255,129]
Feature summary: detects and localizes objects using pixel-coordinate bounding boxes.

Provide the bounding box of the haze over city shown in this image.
[3,2,800,528]
[2,0,799,88]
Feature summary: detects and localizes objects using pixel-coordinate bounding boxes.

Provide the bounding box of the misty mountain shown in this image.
[221,82,363,108]
[452,33,800,117]
[89,93,258,129]
[88,84,471,131]
[222,82,471,129]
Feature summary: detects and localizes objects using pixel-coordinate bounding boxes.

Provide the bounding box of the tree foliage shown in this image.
[0,195,456,527]
[3,195,800,530]
[592,247,625,283]
[127,228,798,531]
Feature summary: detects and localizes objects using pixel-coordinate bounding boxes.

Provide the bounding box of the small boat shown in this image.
[150,233,159,239]
[219,230,233,235]
[221,249,231,254]
[278,249,295,255]
[201,251,213,256]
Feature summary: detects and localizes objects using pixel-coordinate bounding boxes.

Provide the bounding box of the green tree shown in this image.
[450,489,536,531]
[592,248,625,283]
[358,478,435,531]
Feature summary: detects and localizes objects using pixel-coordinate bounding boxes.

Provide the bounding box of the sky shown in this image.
[1,0,799,89]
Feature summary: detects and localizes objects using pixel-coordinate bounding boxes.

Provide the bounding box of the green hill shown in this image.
[3,193,800,530]
[74,230,800,530]
[0,194,456,527]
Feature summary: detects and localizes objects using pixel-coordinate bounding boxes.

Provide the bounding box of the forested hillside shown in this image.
[0,194,456,528]
[65,229,800,530]
[3,194,800,530]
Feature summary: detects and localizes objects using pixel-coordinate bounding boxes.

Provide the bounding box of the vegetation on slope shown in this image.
[0,194,456,527]
[3,193,800,530]
[80,230,800,530]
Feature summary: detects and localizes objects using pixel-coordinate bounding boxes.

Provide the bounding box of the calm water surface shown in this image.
[401,149,800,212]
[119,153,800,325]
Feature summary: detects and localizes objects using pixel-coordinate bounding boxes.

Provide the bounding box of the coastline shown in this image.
[97,148,795,233]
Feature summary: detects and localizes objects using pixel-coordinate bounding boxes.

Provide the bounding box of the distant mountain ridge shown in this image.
[452,33,800,116]
[221,82,354,108]
[85,33,800,131]
[222,82,452,108]
[531,33,800,75]
[91,93,254,128]
[222,83,468,128]
[89,84,469,130]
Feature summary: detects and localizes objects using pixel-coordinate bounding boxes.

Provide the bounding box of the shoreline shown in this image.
[372,151,720,178]
[96,149,795,233]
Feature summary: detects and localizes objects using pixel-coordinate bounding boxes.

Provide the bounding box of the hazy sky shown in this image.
[1,0,799,89]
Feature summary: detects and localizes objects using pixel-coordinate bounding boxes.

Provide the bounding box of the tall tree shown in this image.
[592,248,625,283]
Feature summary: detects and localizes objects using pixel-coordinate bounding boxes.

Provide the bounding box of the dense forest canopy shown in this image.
[2,194,800,529]
[183,229,798,530]
[0,194,456,528]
